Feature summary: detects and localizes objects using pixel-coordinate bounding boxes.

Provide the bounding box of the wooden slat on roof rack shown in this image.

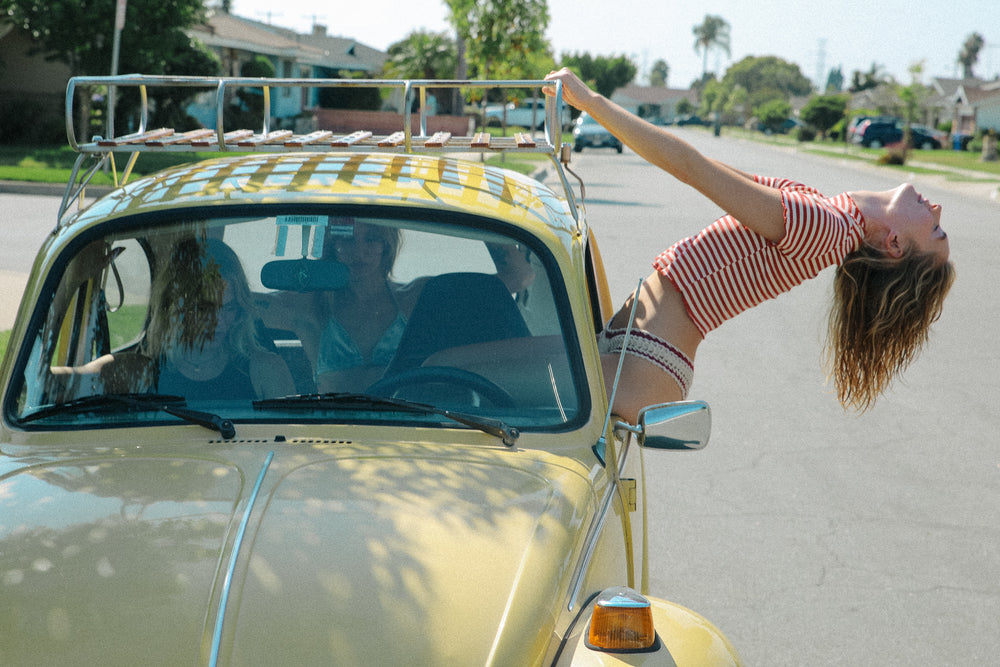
[190,130,255,147]
[330,131,373,147]
[97,128,174,147]
[285,130,334,147]
[514,132,536,148]
[377,131,405,148]
[146,128,216,146]
[238,130,294,147]
[424,131,452,148]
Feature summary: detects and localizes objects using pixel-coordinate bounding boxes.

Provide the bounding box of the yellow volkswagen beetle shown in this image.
[0,76,741,665]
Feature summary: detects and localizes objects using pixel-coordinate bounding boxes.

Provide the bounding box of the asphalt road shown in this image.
[0,190,63,330]
[1,134,998,664]
[562,131,999,666]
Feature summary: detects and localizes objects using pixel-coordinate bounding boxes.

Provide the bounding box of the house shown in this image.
[610,84,697,123]
[0,22,73,142]
[950,79,1000,134]
[186,12,387,125]
[973,82,1000,131]
[930,77,986,135]
[0,11,389,140]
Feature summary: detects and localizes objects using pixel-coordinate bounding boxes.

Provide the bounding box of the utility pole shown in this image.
[108,0,127,138]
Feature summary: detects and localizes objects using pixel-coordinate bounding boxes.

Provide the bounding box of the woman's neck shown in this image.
[848,190,890,244]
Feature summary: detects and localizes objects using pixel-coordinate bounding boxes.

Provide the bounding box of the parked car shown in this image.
[846,115,897,143]
[573,111,624,152]
[484,96,571,130]
[852,118,942,149]
[675,114,708,126]
[0,76,742,666]
[910,124,947,149]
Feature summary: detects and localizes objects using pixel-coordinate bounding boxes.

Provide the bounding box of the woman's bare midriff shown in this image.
[602,271,702,423]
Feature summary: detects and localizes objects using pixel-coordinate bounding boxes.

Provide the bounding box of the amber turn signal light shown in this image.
[587,586,656,651]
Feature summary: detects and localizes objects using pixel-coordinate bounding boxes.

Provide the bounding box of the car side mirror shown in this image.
[625,400,711,450]
[260,259,350,291]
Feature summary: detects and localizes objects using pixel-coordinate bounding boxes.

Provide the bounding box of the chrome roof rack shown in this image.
[60,75,579,222]
[66,76,568,154]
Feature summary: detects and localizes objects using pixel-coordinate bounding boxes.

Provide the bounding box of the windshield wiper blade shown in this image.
[21,393,236,439]
[160,405,236,439]
[254,392,520,447]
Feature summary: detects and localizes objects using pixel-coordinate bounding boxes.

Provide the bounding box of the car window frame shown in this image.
[5,203,593,435]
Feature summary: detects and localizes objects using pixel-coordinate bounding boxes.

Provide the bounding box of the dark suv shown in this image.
[852,119,942,149]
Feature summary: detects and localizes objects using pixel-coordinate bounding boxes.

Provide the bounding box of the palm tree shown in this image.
[384,30,456,80]
[692,15,731,79]
[957,32,984,79]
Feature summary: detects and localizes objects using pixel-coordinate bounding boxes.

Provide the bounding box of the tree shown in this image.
[896,61,932,157]
[849,62,891,93]
[722,85,749,125]
[958,32,985,79]
[447,0,550,80]
[698,78,727,119]
[800,94,848,138]
[560,53,637,99]
[2,0,211,77]
[2,0,219,135]
[384,30,459,114]
[385,30,457,80]
[692,15,730,80]
[756,98,792,134]
[649,59,670,88]
[825,66,844,93]
[722,55,812,109]
[675,98,694,116]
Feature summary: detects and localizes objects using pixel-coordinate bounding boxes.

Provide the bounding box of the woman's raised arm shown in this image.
[545,68,786,242]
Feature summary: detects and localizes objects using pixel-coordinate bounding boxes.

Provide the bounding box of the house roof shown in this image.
[189,12,386,73]
[932,76,986,98]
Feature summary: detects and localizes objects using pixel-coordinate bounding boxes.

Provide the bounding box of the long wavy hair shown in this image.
[145,236,263,362]
[826,242,955,411]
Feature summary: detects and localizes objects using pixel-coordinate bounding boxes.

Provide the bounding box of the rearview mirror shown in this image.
[635,400,711,450]
[260,259,350,291]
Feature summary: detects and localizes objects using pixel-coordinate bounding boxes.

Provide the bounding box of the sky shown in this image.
[228,0,999,89]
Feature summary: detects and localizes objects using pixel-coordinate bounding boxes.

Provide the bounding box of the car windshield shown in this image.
[9,208,586,433]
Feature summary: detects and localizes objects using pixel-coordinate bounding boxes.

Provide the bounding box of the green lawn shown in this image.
[0,145,229,185]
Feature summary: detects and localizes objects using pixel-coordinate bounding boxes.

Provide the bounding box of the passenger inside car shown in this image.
[51,237,295,401]
[261,219,411,393]
[261,219,548,395]
[148,238,295,399]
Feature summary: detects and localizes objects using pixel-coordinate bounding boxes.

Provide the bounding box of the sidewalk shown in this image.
[1,270,28,331]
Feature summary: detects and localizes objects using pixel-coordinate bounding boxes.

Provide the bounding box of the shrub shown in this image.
[794,126,817,142]
[0,97,64,145]
[877,145,907,165]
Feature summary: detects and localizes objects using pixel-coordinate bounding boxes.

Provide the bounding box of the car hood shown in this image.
[0,440,594,665]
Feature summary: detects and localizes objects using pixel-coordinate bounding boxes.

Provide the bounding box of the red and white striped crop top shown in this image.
[652,176,865,337]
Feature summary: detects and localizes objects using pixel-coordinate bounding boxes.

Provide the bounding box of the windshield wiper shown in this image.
[253,392,520,447]
[21,393,236,439]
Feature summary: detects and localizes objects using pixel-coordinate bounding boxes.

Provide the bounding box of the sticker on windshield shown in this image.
[275,215,329,257]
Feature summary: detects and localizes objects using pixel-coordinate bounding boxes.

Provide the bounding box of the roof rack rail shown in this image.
[65,75,567,155]
[59,75,581,224]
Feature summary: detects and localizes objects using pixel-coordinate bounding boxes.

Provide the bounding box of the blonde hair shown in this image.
[826,243,955,411]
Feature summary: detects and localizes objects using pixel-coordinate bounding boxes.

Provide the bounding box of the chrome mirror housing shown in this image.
[627,400,711,450]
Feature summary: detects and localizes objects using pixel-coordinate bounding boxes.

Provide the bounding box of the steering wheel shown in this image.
[367,366,516,408]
